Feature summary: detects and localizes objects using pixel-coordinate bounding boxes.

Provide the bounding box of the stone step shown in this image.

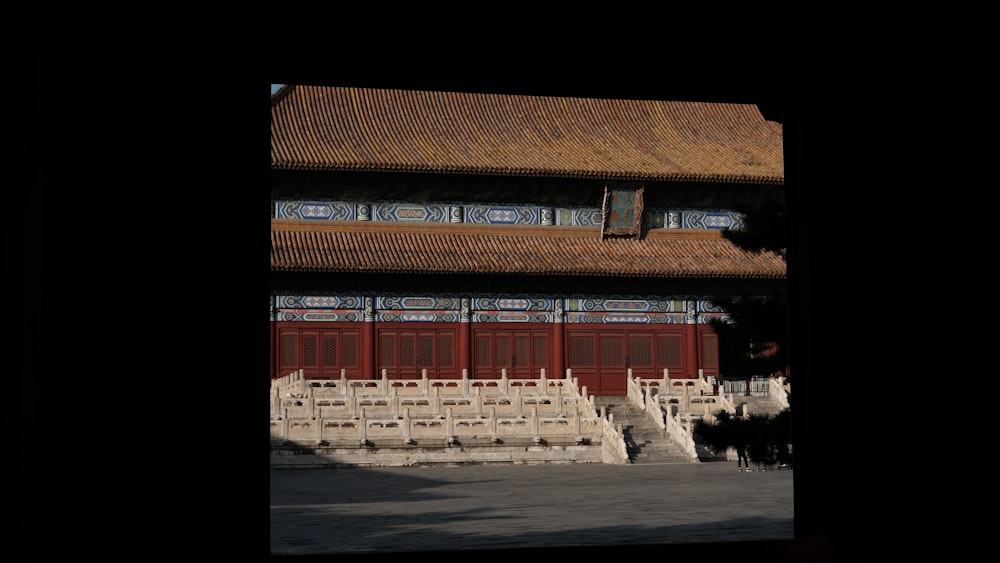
[596,398,696,464]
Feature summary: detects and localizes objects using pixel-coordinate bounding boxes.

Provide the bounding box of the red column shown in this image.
[269,320,276,380]
[552,323,564,378]
[552,298,565,378]
[363,297,375,379]
[684,300,698,379]
[269,297,276,380]
[459,298,471,378]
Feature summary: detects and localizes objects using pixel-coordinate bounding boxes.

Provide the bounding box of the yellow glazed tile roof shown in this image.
[271,220,786,278]
[271,85,783,184]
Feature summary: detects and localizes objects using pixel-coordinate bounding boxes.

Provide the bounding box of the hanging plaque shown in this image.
[601,185,644,238]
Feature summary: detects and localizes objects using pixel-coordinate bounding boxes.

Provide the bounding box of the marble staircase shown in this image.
[593,397,696,464]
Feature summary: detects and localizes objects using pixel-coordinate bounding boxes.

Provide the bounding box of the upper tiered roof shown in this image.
[271,85,783,184]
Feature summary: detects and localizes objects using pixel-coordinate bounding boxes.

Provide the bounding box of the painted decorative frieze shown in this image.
[557,208,604,227]
[273,294,363,322]
[274,201,356,221]
[273,200,745,230]
[683,211,746,230]
[272,293,722,325]
[464,205,541,225]
[540,208,554,225]
[374,203,449,222]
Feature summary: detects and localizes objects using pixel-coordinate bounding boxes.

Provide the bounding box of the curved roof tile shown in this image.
[271,86,783,184]
[271,220,786,279]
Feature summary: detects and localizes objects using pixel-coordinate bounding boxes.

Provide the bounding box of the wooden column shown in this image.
[684,300,698,379]
[552,298,565,378]
[363,296,375,379]
[460,297,472,378]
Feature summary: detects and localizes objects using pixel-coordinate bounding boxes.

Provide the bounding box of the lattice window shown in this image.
[568,335,594,366]
[475,335,491,367]
[321,335,337,367]
[400,335,414,367]
[533,335,547,366]
[657,335,682,366]
[439,335,454,367]
[343,333,357,366]
[495,335,511,368]
[418,335,434,368]
[379,334,396,366]
[629,335,653,368]
[302,334,318,367]
[513,335,529,367]
[701,334,718,369]
[599,335,623,367]
[280,334,297,368]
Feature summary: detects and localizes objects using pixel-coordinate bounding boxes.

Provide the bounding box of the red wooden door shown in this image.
[566,331,598,395]
[276,323,361,379]
[566,326,700,396]
[656,330,684,379]
[377,325,457,379]
[472,327,550,379]
[698,327,720,380]
[597,332,627,395]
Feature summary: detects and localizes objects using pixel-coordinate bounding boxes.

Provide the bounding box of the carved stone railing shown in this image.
[768,374,790,410]
[270,368,626,463]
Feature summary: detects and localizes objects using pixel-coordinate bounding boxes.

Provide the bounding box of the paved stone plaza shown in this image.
[270,461,795,556]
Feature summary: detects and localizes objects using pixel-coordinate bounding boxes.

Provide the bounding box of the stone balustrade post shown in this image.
[461,368,469,396]
[474,386,483,415]
[340,369,348,396]
[530,407,539,435]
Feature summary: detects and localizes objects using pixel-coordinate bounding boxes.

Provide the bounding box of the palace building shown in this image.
[270,85,786,397]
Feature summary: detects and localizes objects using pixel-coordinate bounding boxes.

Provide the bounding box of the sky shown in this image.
[271,84,282,95]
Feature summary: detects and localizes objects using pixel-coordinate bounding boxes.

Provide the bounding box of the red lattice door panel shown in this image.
[276,324,361,379]
[471,328,550,379]
[376,326,457,379]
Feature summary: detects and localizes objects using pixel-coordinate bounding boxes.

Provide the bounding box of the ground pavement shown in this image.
[269,460,814,559]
